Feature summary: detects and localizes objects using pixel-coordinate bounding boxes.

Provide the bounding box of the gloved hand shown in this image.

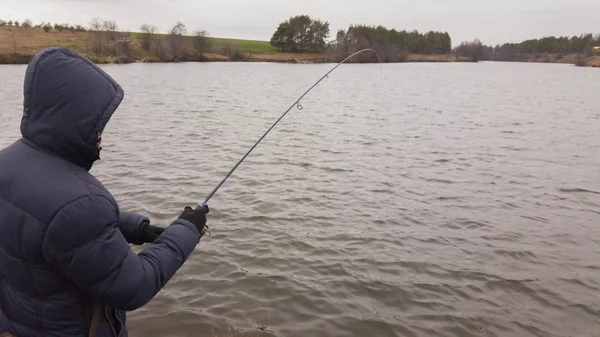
[140,223,166,243]
[178,205,210,238]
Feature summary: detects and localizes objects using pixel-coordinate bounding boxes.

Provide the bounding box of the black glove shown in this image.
[178,205,210,238]
[140,223,166,243]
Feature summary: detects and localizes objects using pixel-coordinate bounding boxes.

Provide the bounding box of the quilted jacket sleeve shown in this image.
[118,211,149,245]
[42,195,201,311]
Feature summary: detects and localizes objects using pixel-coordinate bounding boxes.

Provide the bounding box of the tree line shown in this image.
[0,17,243,62]
[270,15,599,64]
[3,15,597,64]
[0,19,86,32]
[269,15,452,62]
[454,34,600,62]
[86,18,222,62]
[332,25,451,62]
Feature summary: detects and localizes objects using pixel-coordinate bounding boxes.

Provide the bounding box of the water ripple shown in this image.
[1,62,600,337]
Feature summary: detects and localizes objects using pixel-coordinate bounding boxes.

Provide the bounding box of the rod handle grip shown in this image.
[199,203,209,214]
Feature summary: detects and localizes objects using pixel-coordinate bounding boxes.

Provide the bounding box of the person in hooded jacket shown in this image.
[0,47,210,336]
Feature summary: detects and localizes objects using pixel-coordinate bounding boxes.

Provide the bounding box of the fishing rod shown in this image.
[199,48,381,212]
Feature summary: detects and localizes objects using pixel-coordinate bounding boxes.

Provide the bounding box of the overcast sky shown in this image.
[2,0,598,46]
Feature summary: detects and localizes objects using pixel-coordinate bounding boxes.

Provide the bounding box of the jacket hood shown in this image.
[20,47,124,171]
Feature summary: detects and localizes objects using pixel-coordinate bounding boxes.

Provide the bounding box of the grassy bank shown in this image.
[586,56,600,67]
[1,26,596,66]
[0,26,260,63]
[0,25,472,65]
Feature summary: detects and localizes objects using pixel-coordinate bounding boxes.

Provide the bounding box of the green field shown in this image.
[126,31,276,52]
[208,37,277,52]
[0,26,286,63]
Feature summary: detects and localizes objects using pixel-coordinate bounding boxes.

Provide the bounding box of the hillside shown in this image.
[1,26,596,67]
[0,25,273,63]
[0,25,471,64]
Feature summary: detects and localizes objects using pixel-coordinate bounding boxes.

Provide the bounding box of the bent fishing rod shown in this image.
[198,48,381,214]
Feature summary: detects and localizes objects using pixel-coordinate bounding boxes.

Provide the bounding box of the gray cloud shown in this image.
[1,0,598,46]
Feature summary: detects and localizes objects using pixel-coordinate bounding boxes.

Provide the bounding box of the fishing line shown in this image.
[199,48,381,211]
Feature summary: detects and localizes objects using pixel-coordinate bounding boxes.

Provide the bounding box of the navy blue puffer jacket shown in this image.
[0,48,202,336]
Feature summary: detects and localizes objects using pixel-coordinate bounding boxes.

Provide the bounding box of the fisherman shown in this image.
[0,47,210,336]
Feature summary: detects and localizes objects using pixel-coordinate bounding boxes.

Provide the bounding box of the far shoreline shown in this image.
[0,26,597,68]
[0,51,477,65]
[2,52,597,68]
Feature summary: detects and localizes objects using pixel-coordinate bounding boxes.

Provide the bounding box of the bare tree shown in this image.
[168,21,188,61]
[170,21,187,36]
[88,17,103,53]
[12,33,17,56]
[453,39,484,61]
[156,38,172,61]
[89,17,102,30]
[103,20,118,32]
[103,20,119,55]
[139,24,158,53]
[193,29,210,56]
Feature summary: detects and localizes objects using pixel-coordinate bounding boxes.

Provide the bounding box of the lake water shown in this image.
[1,61,600,337]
